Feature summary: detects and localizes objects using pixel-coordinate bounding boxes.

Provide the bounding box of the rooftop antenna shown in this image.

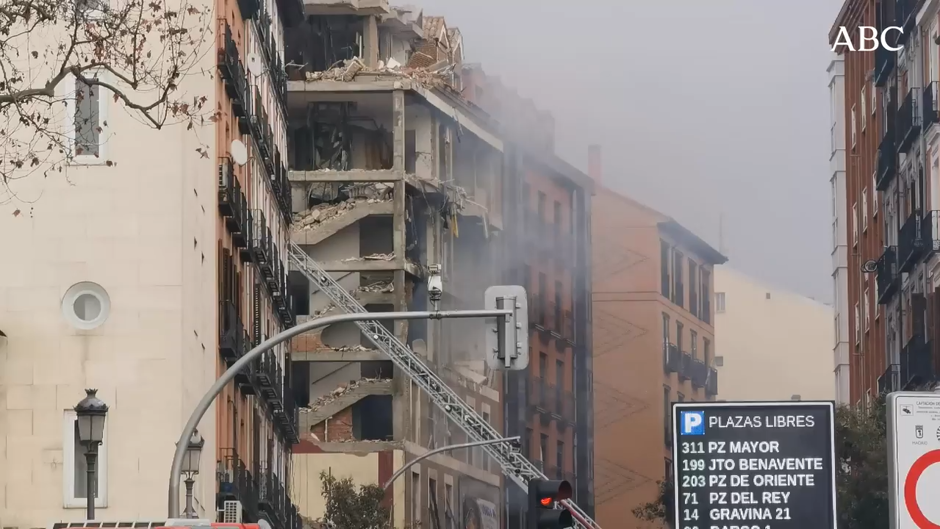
[718,212,728,257]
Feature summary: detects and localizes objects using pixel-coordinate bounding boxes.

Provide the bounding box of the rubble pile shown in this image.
[304,57,452,90]
[359,280,394,294]
[300,377,387,413]
[295,183,393,230]
[342,252,394,262]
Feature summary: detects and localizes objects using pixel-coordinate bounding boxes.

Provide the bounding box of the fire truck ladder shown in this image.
[288,243,601,529]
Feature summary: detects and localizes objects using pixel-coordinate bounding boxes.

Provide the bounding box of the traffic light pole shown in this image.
[167,309,511,518]
[382,437,521,491]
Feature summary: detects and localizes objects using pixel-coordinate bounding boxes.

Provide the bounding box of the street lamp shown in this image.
[74,389,108,520]
[180,429,204,518]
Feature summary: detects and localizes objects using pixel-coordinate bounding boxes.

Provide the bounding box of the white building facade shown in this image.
[828,53,850,405]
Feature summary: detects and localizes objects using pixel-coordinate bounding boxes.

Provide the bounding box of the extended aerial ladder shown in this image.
[288,243,602,529]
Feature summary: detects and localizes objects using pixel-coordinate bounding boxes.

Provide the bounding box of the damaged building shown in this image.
[282,3,594,528]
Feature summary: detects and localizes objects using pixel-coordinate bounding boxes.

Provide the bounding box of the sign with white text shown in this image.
[887,392,940,529]
[671,401,837,529]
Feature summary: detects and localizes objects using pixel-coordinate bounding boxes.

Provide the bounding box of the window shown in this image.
[689,259,699,317]
[700,270,711,324]
[445,482,455,529]
[873,174,879,215]
[861,87,867,130]
[862,189,869,231]
[931,34,939,84]
[834,313,841,344]
[852,202,859,245]
[662,313,670,346]
[555,360,564,390]
[428,477,438,520]
[539,352,548,378]
[871,81,877,114]
[64,410,109,508]
[660,240,671,298]
[537,191,547,222]
[855,303,861,343]
[704,338,712,365]
[539,434,549,464]
[715,292,726,313]
[864,288,871,331]
[411,472,421,526]
[676,321,684,352]
[663,386,671,445]
[715,355,724,367]
[691,330,698,359]
[524,428,533,458]
[678,392,685,402]
[62,281,111,330]
[556,440,564,471]
[851,105,857,148]
[553,201,562,237]
[65,71,109,164]
[672,250,685,308]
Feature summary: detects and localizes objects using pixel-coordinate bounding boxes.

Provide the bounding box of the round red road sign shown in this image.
[904,449,940,529]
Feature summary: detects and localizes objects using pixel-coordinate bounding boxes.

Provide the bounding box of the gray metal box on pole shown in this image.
[484,285,528,371]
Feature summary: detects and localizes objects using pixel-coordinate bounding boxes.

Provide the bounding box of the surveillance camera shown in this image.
[428,264,443,302]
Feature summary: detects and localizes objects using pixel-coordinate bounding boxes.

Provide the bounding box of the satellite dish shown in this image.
[861,259,878,273]
[231,139,248,166]
[247,53,263,76]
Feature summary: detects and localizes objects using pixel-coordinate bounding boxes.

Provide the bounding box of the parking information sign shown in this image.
[672,401,837,529]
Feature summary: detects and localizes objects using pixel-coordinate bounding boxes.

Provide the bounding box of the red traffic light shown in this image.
[528,479,574,529]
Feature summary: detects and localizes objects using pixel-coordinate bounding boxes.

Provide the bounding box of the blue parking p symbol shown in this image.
[680,411,705,436]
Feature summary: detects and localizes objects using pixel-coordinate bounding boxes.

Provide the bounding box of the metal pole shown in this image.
[168,309,511,517]
[183,477,196,518]
[85,444,98,520]
[383,437,520,491]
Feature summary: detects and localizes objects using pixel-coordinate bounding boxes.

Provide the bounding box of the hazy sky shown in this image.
[417,0,845,303]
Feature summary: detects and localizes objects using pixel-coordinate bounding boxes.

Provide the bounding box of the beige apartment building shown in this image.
[713,267,835,401]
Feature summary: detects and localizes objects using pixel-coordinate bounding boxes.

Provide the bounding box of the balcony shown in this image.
[258,467,290,527]
[275,393,300,444]
[878,364,900,394]
[217,449,259,522]
[528,294,546,329]
[237,0,259,20]
[896,88,922,154]
[690,358,708,389]
[876,246,900,304]
[251,211,272,267]
[254,351,284,411]
[234,331,255,395]
[219,301,245,365]
[218,22,248,116]
[218,158,238,217]
[705,367,718,397]
[678,352,692,381]
[876,126,897,191]
[925,83,940,130]
[901,333,934,389]
[896,0,917,38]
[899,210,936,272]
[273,148,292,219]
[663,343,681,373]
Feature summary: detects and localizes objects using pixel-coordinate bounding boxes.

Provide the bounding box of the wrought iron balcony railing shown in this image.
[878,363,900,394]
[877,246,900,304]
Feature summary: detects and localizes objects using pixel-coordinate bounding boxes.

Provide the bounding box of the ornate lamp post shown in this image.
[74,389,108,520]
[181,429,204,518]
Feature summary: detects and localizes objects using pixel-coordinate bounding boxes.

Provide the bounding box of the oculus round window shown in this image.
[62,282,111,330]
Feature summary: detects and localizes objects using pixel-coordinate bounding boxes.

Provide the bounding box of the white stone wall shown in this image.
[0,30,219,529]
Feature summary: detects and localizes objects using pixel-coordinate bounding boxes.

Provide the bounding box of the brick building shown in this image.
[588,147,724,527]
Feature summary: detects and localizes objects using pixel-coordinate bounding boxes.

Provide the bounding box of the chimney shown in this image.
[588,144,602,183]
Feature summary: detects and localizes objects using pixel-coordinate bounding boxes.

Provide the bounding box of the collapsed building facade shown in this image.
[281,3,594,527]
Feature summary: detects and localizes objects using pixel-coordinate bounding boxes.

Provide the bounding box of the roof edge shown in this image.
[658,220,728,265]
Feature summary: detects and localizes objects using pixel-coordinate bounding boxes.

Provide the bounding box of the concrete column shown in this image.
[362,15,379,67]
[392,90,405,172]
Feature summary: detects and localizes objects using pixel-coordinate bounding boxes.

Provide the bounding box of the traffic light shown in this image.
[484,285,529,371]
[527,478,573,529]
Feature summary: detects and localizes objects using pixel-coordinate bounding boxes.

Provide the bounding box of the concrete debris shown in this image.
[304,56,452,89]
[294,186,393,230]
[300,377,387,413]
[341,252,394,262]
[359,281,394,293]
[311,303,335,316]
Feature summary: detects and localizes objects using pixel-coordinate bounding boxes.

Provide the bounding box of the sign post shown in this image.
[671,401,837,529]
[887,391,940,529]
